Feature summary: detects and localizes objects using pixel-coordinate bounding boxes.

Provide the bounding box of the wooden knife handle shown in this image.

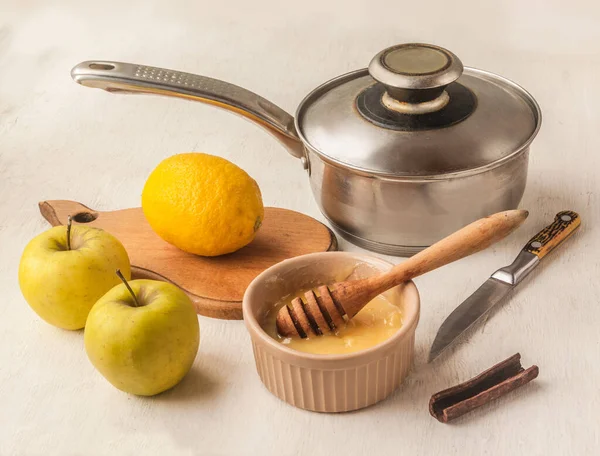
[523,211,581,259]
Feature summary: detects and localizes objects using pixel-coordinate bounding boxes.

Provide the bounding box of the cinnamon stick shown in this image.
[429,353,539,423]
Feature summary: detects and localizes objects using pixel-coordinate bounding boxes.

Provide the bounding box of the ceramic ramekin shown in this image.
[243,252,420,413]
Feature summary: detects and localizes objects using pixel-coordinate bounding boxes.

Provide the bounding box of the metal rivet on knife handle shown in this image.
[524,210,581,259]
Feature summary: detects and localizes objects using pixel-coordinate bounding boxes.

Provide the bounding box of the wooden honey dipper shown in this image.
[276,210,529,338]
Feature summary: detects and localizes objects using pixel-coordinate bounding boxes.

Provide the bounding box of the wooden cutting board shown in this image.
[39,200,337,320]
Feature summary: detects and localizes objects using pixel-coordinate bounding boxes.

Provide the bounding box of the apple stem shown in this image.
[66,215,72,251]
[116,269,141,307]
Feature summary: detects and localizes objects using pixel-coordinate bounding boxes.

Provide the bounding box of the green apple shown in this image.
[19,222,131,330]
[84,275,200,396]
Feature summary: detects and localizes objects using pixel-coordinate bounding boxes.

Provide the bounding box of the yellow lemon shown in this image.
[142,153,264,256]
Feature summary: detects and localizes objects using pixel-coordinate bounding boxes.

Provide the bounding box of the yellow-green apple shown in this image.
[84,273,200,396]
[19,221,131,330]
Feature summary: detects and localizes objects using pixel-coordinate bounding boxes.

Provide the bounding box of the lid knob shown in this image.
[368,43,464,114]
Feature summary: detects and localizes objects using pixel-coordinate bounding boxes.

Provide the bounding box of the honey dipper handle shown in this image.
[331,210,529,319]
[383,209,530,287]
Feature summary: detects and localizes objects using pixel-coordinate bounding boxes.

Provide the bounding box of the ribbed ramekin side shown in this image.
[251,331,415,413]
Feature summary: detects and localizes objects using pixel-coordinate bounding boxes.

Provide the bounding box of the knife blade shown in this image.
[428,210,581,363]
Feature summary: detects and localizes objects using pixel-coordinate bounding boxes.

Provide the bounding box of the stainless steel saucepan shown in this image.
[71,43,541,256]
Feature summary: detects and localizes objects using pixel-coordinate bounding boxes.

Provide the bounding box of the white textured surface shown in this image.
[1,1,599,454]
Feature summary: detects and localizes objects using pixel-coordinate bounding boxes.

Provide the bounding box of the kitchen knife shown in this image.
[428,210,581,363]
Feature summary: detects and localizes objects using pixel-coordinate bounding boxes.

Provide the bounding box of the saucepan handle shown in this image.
[71,61,305,159]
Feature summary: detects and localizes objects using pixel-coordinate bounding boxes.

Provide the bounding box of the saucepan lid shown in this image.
[296,43,541,178]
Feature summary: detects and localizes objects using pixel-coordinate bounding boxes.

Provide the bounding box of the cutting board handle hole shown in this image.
[73,211,98,223]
